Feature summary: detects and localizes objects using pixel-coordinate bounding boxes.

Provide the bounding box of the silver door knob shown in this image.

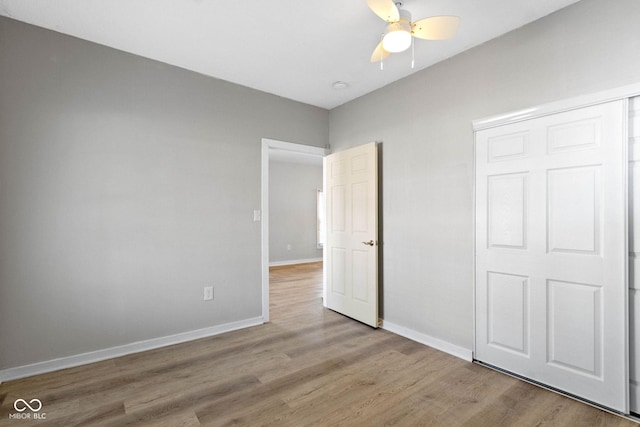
[362,240,374,246]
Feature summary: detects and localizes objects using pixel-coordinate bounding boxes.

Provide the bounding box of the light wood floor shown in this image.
[0,262,637,426]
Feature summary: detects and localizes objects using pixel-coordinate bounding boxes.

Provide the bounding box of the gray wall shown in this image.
[269,160,323,263]
[329,0,640,349]
[0,16,328,370]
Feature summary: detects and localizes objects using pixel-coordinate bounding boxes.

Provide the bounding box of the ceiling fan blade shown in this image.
[366,0,399,22]
[411,16,460,40]
[370,40,391,62]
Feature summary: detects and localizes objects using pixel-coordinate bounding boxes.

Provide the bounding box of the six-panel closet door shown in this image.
[475,100,629,413]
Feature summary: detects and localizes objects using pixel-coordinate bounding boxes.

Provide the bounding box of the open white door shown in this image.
[475,100,628,412]
[325,142,378,327]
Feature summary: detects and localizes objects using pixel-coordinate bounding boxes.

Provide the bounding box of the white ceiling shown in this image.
[0,0,581,109]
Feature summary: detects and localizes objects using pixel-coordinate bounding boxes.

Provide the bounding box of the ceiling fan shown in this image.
[366,0,460,63]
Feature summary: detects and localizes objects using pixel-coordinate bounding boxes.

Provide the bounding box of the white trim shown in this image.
[381,319,473,362]
[322,156,328,307]
[261,140,270,323]
[473,82,640,131]
[261,138,328,323]
[632,379,639,414]
[269,257,323,267]
[623,98,632,413]
[266,139,328,156]
[472,119,478,360]
[0,317,263,383]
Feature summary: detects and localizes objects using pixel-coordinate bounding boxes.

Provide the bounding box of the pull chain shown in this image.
[380,34,384,71]
[411,36,415,69]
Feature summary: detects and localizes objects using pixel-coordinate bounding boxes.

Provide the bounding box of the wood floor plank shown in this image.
[0,261,637,426]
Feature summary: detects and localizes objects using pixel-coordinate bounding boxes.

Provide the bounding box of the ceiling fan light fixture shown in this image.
[367,0,459,66]
[382,26,411,53]
[381,8,412,53]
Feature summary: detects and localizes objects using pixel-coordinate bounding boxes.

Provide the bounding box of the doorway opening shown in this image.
[260,138,327,322]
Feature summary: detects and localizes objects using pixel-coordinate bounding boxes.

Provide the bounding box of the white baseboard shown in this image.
[269,257,323,267]
[0,316,264,383]
[381,319,473,362]
[632,380,639,414]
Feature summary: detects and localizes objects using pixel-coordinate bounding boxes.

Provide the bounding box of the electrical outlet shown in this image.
[203,286,214,301]
[287,244,292,251]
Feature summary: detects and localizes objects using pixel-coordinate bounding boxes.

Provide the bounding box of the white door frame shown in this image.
[260,138,327,322]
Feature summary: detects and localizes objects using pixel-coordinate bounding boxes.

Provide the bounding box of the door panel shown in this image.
[352,250,369,302]
[331,185,346,231]
[547,166,601,254]
[488,173,528,249]
[487,272,529,355]
[325,142,378,328]
[475,100,628,412]
[331,248,346,295]
[547,117,600,153]
[547,280,602,377]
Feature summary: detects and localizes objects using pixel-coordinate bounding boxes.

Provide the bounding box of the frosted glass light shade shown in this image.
[382,29,411,52]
